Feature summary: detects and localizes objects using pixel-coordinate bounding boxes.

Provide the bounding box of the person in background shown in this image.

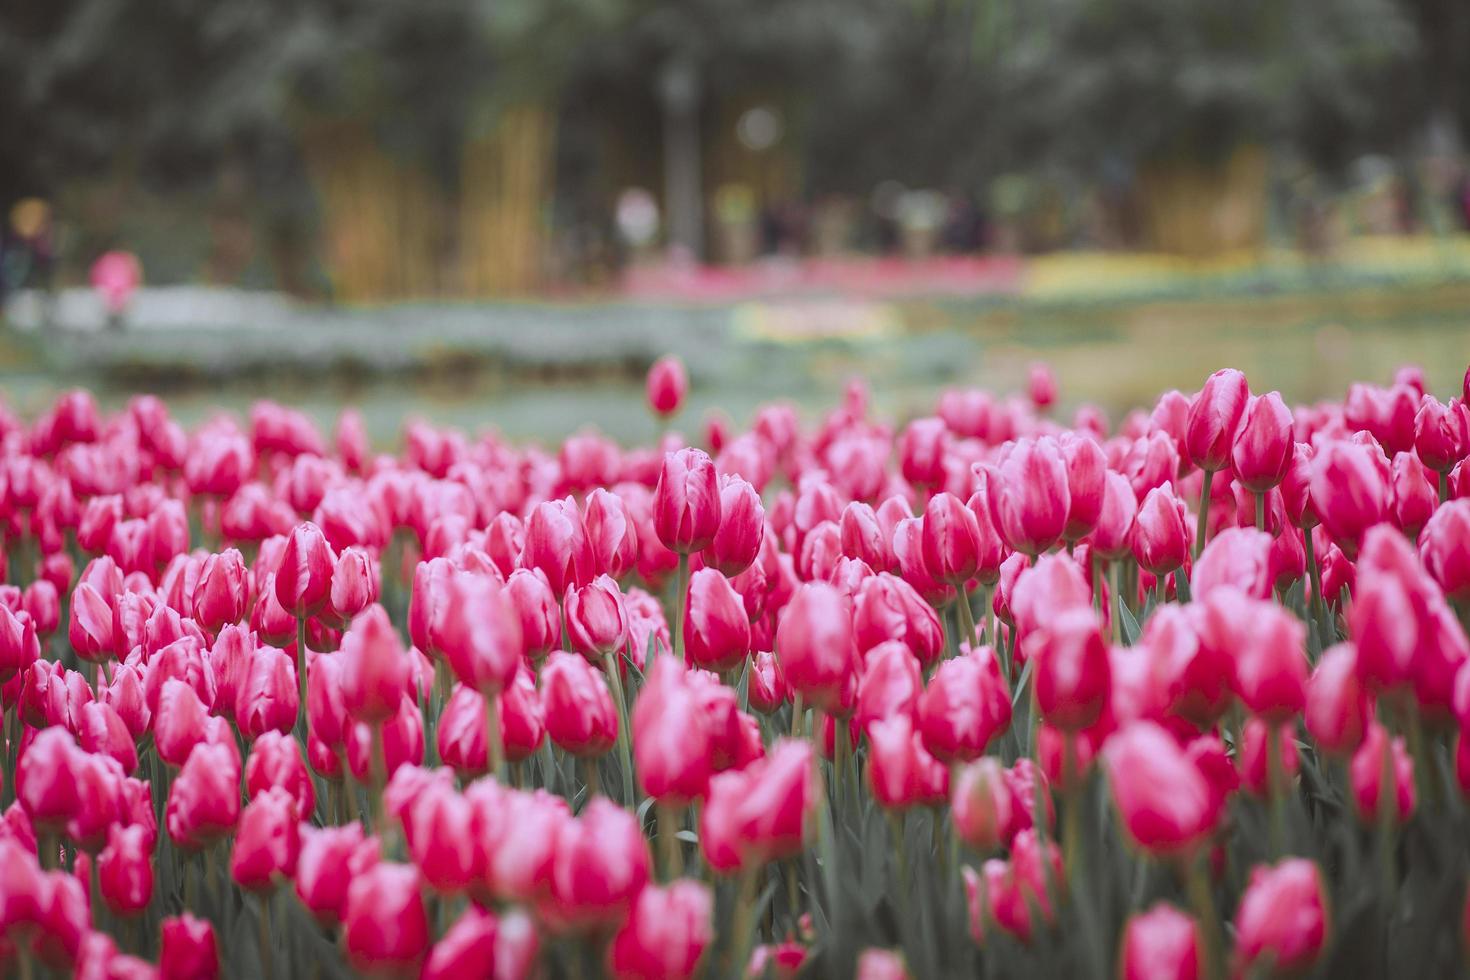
[90,249,142,331]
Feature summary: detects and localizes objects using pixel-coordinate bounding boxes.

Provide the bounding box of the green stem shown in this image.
[1439,470,1450,504]
[955,589,977,655]
[790,692,805,739]
[484,687,505,782]
[601,651,636,805]
[581,756,601,800]
[1255,490,1265,532]
[295,614,309,742]
[657,802,684,879]
[1111,561,1124,646]
[369,722,386,834]
[258,891,275,980]
[1304,525,1324,633]
[1195,469,1214,561]
[1185,857,1223,980]
[673,553,689,661]
[1267,725,1287,857]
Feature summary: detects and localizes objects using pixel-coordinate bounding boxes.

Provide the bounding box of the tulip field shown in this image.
[2,355,1470,979]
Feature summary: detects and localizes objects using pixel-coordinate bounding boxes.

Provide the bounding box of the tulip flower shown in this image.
[192,548,248,633]
[1228,596,1307,721]
[1119,903,1202,980]
[1133,482,1190,578]
[235,643,299,740]
[1028,607,1110,731]
[245,730,316,816]
[951,758,1014,853]
[166,742,241,850]
[1305,644,1371,756]
[1186,368,1249,473]
[775,582,855,712]
[230,788,302,891]
[505,567,561,662]
[68,581,115,662]
[22,579,59,637]
[654,448,722,555]
[607,879,714,979]
[77,700,136,774]
[747,650,789,714]
[296,823,379,925]
[273,522,335,618]
[160,914,219,980]
[684,568,750,672]
[522,497,592,594]
[439,572,524,697]
[1349,722,1415,825]
[97,822,153,915]
[1059,432,1106,541]
[1232,392,1293,493]
[867,714,949,809]
[647,355,688,417]
[1233,859,1328,975]
[551,797,652,930]
[339,605,412,724]
[705,475,764,576]
[898,416,948,488]
[917,646,1011,762]
[1102,721,1217,858]
[327,547,378,627]
[852,573,945,667]
[565,574,628,660]
[1309,439,1388,559]
[541,650,618,757]
[346,693,425,784]
[983,437,1070,556]
[17,727,80,833]
[343,862,431,973]
[155,678,212,768]
[632,657,713,805]
[1236,718,1299,798]
[1421,499,1470,604]
[1191,527,1271,601]
[920,491,982,585]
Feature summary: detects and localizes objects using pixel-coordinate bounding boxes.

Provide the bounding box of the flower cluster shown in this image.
[0,359,1467,977]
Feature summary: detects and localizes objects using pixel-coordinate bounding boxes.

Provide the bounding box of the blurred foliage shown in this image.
[1,0,1464,201]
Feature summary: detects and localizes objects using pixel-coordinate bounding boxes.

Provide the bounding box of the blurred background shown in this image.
[1,0,1468,440]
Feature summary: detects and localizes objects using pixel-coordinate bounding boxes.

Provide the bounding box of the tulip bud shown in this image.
[565,574,628,660]
[439,573,523,693]
[775,582,856,712]
[1232,392,1294,492]
[1233,859,1328,975]
[1229,597,1307,722]
[1059,432,1107,541]
[541,651,618,757]
[77,701,136,775]
[346,694,425,783]
[273,522,336,617]
[704,476,764,576]
[654,448,722,555]
[684,568,750,673]
[154,678,212,768]
[646,355,688,417]
[160,913,219,980]
[608,879,714,978]
[97,823,153,915]
[867,715,949,810]
[1236,717,1299,797]
[984,437,1070,556]
[917,646,1011,762]
[245,730,316,816]
[1119,904,1202,980]
[343,862,430,973]
[0,603,40,682]
[632,657,713,805]
[1132,482,1190,577]
[235,644,299,740]
[1186,368,1249,472]
[1390,450,1437,536]
[1029,608,1110,731]
[1305,643,1371,756]
[1349,722,1415,825]
[1421,500,1470,604]
[165,742,241,850]
[22,580,59,638]
[1103,721,1217,858]
[747,650,788,714]
[340,605,412,724]
[192,548,249,633]
[68,582,115,662]
[551,797,652,931]
[852,573,945,668]
[951,758,1013,853]
[1309,440,1388,559]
